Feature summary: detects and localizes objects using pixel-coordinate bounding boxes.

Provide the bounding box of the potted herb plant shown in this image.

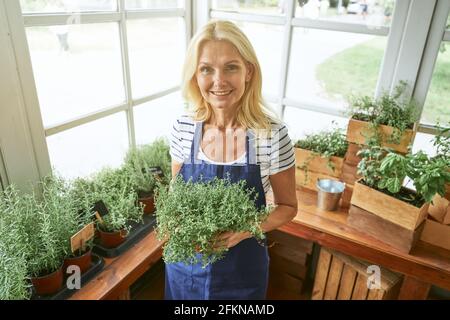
[123,138,171,214]
[421,122,450,250]
[346,81,418,153]
[0,186,32,300]
[349,145,450,252]
[155,177,270,267]
[294,125,348,191]
[95,183,144,249]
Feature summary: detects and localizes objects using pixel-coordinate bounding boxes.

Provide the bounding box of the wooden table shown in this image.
[276,188,450,300]
[71,188,450,300]
[70,231,163,300]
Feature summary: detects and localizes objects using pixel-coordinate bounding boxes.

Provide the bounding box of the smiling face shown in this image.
[196,40,253,113]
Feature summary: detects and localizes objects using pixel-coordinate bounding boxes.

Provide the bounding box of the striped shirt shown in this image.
[170,115,295,194]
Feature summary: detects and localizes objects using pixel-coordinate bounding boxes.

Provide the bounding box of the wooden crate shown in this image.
[295,148,344,191]
[346,118,414,154]
[420,218,450,251]
[267,230,313,298]
[312,247,402,300]
[348,205,425,253]
[351,180,429,231]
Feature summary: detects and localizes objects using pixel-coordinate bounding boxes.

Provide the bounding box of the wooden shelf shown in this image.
[70,231,163,300]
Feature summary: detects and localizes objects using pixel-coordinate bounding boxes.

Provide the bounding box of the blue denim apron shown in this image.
[165,122,269,300]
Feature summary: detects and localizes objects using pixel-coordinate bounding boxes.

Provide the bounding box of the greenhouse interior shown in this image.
[0,0,449,303]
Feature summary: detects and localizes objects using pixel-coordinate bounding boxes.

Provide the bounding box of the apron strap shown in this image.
[191,121,203,164]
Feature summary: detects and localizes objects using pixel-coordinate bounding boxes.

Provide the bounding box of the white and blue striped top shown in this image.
[170,115,296,194]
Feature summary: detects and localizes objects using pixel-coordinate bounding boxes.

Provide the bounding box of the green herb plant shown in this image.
[294,124,348,183]
[348,81,419,146]
[123,138,171,197]
[155,176,271,267]
[0,186,32,300]
[357,145,450,207]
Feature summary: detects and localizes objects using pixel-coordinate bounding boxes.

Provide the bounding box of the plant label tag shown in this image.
[93,200,108,217]
[149,166,164,182]
[71,222,95,253]
[95,211,104,225]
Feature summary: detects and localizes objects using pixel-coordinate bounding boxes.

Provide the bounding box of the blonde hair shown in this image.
[181,20,278,131]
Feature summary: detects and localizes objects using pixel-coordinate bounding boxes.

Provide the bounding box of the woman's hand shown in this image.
[213,231,252,250]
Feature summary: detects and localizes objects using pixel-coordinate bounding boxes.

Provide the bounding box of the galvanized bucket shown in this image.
[316,179,346,211]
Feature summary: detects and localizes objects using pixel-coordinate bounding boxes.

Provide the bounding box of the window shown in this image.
[212,0,283,16]
[210,0,394,123]
[419,14,450,125]
[20,0,189,178]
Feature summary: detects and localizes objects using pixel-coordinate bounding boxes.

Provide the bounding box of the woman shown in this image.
[167,20,297,300]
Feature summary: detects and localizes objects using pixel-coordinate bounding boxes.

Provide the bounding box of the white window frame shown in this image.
[0,0,193,187]
[208,0,448,136]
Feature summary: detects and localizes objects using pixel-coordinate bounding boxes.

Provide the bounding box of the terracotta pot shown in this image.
[138,192,155,215]
[31,265,64,296]
[98,228,127,248]
[63,248,92,274]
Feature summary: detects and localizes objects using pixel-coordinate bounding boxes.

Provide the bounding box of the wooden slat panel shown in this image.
[337,264,357,300]
[267,229,313,254]
[269,243,308,266]
[269,252,308,279]
[398,276,431,300]
[351,273,369,300]
[269,269,303,294]
[312,248,332,300]
[367,288,385,300]
[323,256,344,300]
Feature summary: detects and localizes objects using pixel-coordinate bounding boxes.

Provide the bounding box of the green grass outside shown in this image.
[316,37,450,124]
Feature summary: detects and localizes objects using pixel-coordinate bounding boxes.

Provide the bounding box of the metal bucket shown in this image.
[316,179,346,211]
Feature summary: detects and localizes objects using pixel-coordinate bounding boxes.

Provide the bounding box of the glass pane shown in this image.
[287,28,386,109]
[420,45,450,125]
[283,106,348,141]
[126,0,183,10]
[412,132,438,157]
[26,23,125,127]
[127,18,185,99]
[295,0,395,28]
[20,0,117,13]
[47,112,129,179]
[231,21,283,99]
[134,91,186,145]
[212,0,283,15]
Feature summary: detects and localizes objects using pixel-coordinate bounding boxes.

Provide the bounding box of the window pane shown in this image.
[420,45,450,125]
[134,91,186,145]
[20,0,117,13]
[412,132,438,157]
[287,28,386,109]
[231,21,283,99]
[127,18,185,99]
[126,0,183,10]
[47,113,129,179]
[295,0,395,28]
[26,23,125,127]
[283,106,348,141]
[212,0,283,15]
